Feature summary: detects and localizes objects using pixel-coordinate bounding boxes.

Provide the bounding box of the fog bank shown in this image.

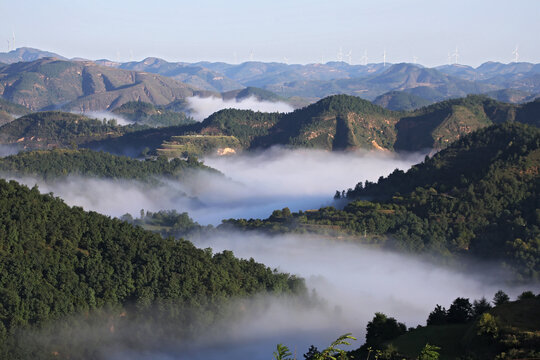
[186,95,294,121]
[5,149,424,224]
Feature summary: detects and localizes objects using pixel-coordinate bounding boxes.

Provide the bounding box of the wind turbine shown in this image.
[6,39,10,52]
[337,47,343,62]
[249,50,254,61]
[383,49,387,67]
[283,56,289,63]
[447,52,452,65]
[413,55,418,64]
[452,46,459,65]
[12,31,15,50]
[512,45,519,63]
[360,50,368,66]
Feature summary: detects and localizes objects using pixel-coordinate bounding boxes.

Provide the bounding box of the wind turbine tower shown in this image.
[452,47,459,65]
[413,55,418,64]
[337,47,343,62]
[383,49,387,67]
[249,50,254,61]
[512,45,519,63]
[6,39,10,52]
[346,50,352,64]
[12,31,15,50]
[360,50,368,66]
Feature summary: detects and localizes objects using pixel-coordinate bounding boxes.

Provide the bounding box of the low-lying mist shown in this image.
[24,231,532,360]
[111,231,533,360]
[6,148,424,224]
[186,95,294,121]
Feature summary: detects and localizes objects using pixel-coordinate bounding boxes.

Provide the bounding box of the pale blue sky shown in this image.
[1,0,538,66]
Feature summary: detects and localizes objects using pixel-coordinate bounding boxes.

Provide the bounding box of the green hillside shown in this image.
[223,123,540,278]
[0,97,30,125]
[0,111,139,150]
[0,148,215,181]
[0,178,305,357]
[112,101,195,127]
[373,90,433,111]
[158,135,242,157]
[385,297,540,360]
[87,95,540,157]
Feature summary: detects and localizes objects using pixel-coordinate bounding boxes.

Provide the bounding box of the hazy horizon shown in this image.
[1,0,539,67]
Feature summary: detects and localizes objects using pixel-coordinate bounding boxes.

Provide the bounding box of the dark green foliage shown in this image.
[0,148,214,181]
[112,101,195,127]
[417,344,440,360]
[384,297,540,360]
[0,111,146,150]
[426,305,447,326]
[304,345,320,360]
[0,178,305,351]
[365,312,407,348]
[472,297,492,317]
[122,209,211,238]
[447,298,473,324]
[493,290,510,306]
[517,291,536,300]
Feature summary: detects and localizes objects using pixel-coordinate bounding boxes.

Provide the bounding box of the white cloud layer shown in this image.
[186,95,294,121]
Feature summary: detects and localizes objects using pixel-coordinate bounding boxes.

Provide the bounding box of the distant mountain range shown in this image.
[0,47,539,113]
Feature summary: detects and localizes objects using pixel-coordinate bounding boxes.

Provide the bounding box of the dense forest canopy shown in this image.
[0,178,305,356]
[0,148,215,181]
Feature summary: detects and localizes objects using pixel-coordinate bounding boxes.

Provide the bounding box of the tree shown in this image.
[472,297,492,317]
[418,344,440,360]
[493,290,510,306]
[304,345,320,360]
[447,298,473,323]
[476,313,498,338]
[517,291,535,300]
[426,305,447,325]
[365,313,406,347]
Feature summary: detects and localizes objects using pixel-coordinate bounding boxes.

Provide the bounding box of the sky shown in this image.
[1,0,539,67]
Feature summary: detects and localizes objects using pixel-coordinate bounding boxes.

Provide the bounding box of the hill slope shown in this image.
[0,148,214,181]
[0,58,200,111]
[224,123,540,278]
[0,177,304,356]
[0,111,139,150]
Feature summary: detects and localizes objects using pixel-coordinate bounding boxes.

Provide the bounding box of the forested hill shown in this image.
[88,94,540,157]
[0,148,215,181]
[224,123,540,279]
[112,101,195,127]
[0,178,305,356]
[0,111,142,150]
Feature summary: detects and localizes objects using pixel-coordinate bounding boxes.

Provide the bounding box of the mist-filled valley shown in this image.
[2,141,537,359]
[7,148,424,224]
[1,16,540,357]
